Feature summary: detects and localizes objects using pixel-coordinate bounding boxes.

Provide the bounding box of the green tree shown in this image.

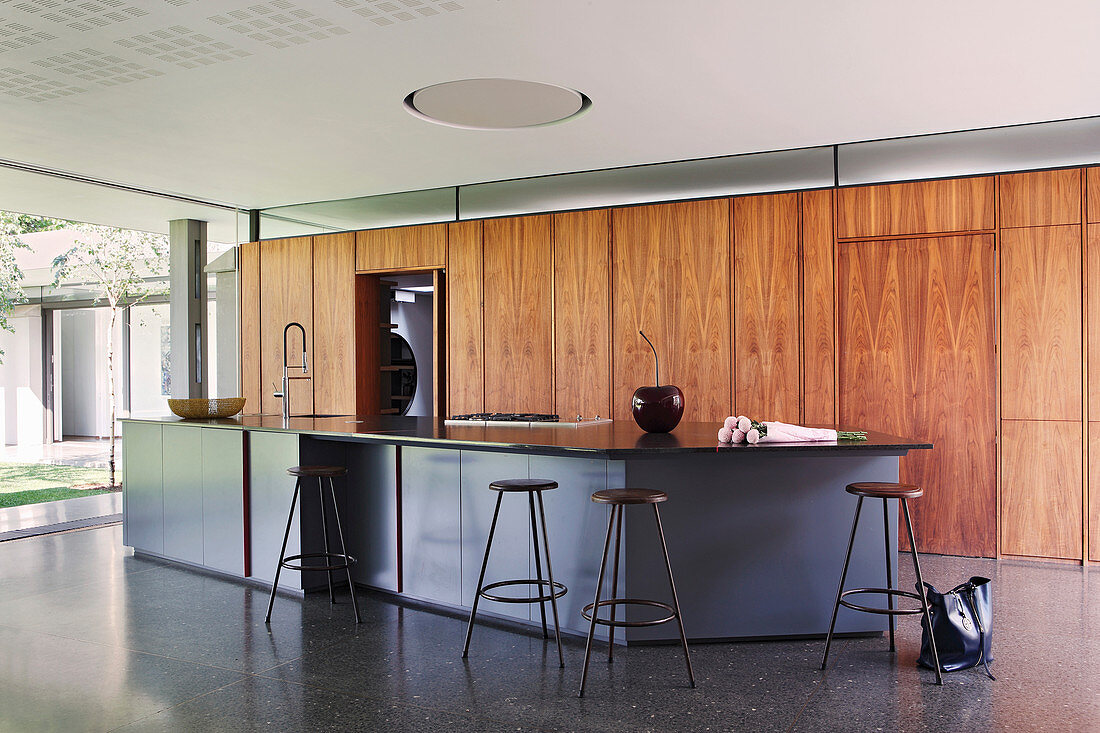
[52,225,168,487]
[0,211,67,363]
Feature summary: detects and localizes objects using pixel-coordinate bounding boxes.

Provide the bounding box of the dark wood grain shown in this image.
[612,200,731,422]
[1000,225,1082,420]
[1001,419,1082,560]
[1088,167,1100,224]
[259,236,313,416]
[239,240,261,412]
[801,189,835,425]
[483,215,554,413]
[354,274,380,415]
[553,209,611,420]
[356,223,446,272]
[446,221,484,416]
[312,232,356,415]
[840,235,997,557]
[837,177,995,239]
[999,168,1082,228]
[733,193,801,422]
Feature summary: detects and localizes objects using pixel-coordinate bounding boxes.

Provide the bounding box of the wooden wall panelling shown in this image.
[239,241,261,412]
[552,209,611,420]
[733,193,801,422]
[446,221,484,415]
[1001,419,1082,560]
[1088,225,1100,418]
[483,215,554,413]
[259,236,313,416]
[433,269,446,417]
[354,275,381,415]
[612,200,731,422]
[839,235,997,556]
[1088,167,1100,223]
[998,168,1082,228]
[1000,226,1082,420]
[312,232,356,415]
[1091,423,1100,561]
[801,189,835,424]
[356,223,447,272]
[837,177,995,239]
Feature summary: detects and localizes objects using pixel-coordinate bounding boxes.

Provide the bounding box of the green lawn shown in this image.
[0,462,114,509]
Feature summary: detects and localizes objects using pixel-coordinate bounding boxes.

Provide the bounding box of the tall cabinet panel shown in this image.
[259,236,313,416]
[733,193,801,422]
[239,241,261,412]
[312,232,357,415]
[1002,420,1082,559]
[612,200,731,422]
[839,235,996,556]
[446,221,484,416]
[1091,224,1100,561]
[801,189,835,424]
[553,209,611,420]
[483,215,554,413]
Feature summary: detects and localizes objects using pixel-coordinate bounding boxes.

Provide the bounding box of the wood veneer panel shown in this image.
[733,193,800,422]
[837,177,994,239]
[999,169,1082,228]
[1088,167,1100,223]
[1089,224,1100,418]
[312,232,356,415]
[239,241,261,412]
[356,223,446,272]
[801,189,835,424]
[1001,419,1082,560]
[446,221,483,415]
[483,215,553,413]
[612,200,731,422]
[354,275,380,415]
[839,235,996,556]
[553,209,611,420]
[1000,226,1082,420]
[1091,422,1100,562]
[259,236,313,416]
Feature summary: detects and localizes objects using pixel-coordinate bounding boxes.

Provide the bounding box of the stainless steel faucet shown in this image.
[273,322,309,422]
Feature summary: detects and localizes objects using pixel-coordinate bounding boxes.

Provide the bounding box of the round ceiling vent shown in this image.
[404,78,590,130]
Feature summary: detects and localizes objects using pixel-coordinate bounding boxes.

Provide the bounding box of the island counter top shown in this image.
[121,414,931,458]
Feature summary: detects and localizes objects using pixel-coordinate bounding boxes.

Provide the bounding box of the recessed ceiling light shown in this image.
[404,78,591,130]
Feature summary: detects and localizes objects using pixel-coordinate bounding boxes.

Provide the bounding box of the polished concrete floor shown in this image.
[0,437,113,468]
[0,525,1096,732]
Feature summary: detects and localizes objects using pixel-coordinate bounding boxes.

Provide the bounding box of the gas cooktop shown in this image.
[450,413,560,422]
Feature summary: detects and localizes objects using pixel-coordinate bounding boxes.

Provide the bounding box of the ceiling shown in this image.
[1,0,1098,237]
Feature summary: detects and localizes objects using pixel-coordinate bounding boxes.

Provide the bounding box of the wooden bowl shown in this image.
[167,397,246,419]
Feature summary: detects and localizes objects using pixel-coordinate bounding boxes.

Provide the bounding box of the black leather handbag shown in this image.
[917,576,995,679]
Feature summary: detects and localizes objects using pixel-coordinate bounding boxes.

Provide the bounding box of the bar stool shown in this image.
[462,478,567,667]
[579,488,695,697]
[821,482,941,684]
[265,465,361,624]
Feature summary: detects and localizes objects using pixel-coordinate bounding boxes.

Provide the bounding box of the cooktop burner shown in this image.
[451,413,560,422]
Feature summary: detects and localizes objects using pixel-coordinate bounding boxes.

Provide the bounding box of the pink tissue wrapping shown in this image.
[757,422,838,443]
[731,428,746,443]
[718,427,733,443]
[723,416,738,430]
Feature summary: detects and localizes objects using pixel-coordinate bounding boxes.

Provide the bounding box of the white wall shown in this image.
[391,293,433,417]
[0,305,44,446]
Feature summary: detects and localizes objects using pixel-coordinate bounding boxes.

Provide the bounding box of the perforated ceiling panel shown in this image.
[0,0,148,32]
[32,46,161,85]
[332,0,463,26]
[0,63,83,100]
[115,25,250,69]
[207,1,349,50]
[0,17,55,51]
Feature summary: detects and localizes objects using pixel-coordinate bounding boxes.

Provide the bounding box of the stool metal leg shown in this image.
[535,490,565,668]
[821,495,864,670]
[265,477,302,624]
[579,503,617,697]
[654,504,695,688]
[607,505,623,663]
[319,477,336,605]
[327,477,361,624]
[463,491,504,658]
[883,498,895,652]
[528,491,549,639]
[902,498,942,685]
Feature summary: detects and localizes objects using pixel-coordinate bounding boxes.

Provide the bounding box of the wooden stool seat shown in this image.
[846,482,923,499]
[288,465,347,478]
[591,488,667,505]
[488,478,558,492]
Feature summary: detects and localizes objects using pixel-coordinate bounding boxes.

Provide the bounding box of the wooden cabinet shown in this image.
[259,236,313,416]
[801,189,835,424]
[239,241,261,412]
[1091,423,1100,562]
[837,177,994,239]
[999,169,1081,228]
[733,193,800,422]
[1001,420,1082,560]
[553,209,611,420]
[999,226,1082,420]
[356,223,446,272]
[483,215,553,413]
[1088,167,1100,223]
[446,221,484,415]
[1089,225,1100,418]
[312,232,357,415]
[612,200,731,422]
[839,235,996,556]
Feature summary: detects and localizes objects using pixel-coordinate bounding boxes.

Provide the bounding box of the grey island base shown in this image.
[121,415,930,644]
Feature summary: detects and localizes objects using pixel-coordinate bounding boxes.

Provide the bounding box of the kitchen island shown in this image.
[121,415,930,643]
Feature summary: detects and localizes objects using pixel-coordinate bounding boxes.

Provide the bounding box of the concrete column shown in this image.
[169,219,207,398]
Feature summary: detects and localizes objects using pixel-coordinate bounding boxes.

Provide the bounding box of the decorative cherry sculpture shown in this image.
[631,331,684,433]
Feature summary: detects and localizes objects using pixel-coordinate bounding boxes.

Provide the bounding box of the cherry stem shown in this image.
[639,330,660,386]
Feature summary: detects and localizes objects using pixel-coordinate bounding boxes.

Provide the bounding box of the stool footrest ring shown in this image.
[581,598,677,628]
[279,552,357,573]
[478,578,568,604]
[839,587,925,616]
